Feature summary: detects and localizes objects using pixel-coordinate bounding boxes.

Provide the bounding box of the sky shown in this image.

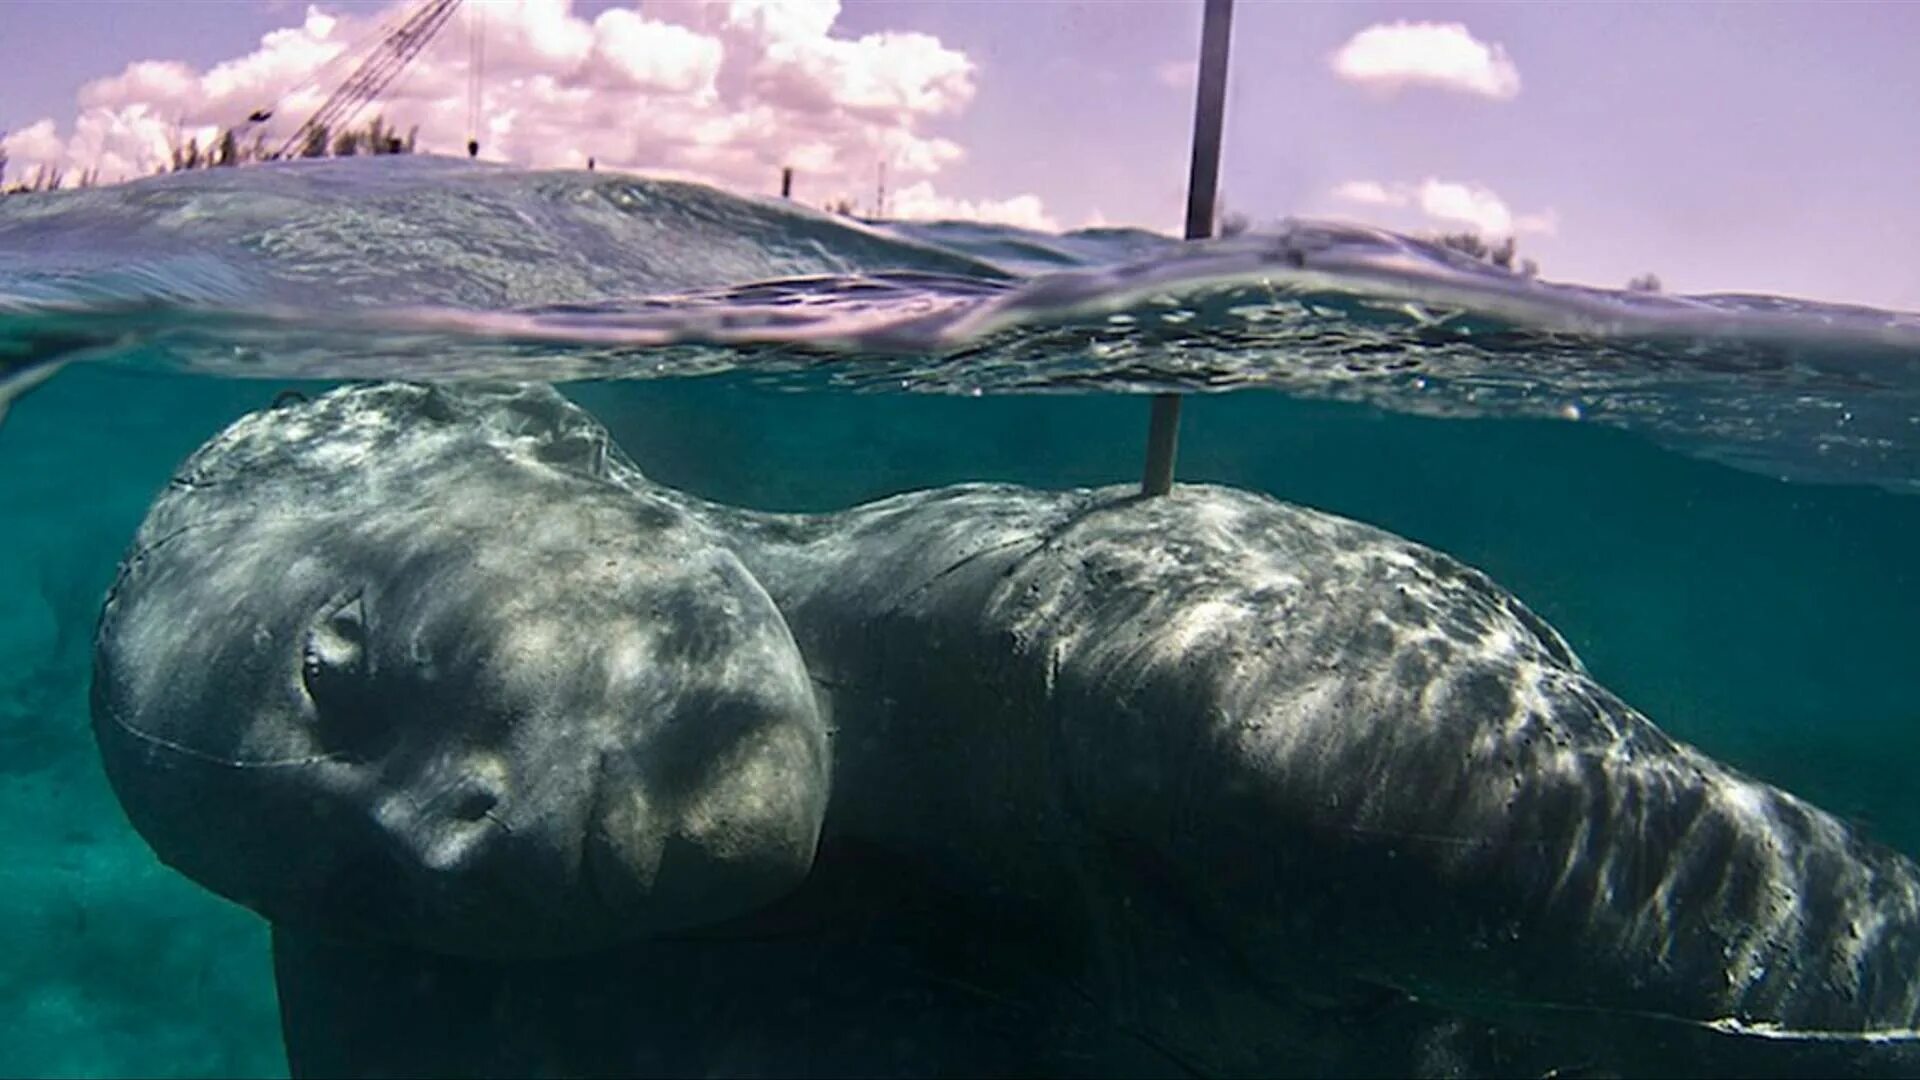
[3,0,1917,310]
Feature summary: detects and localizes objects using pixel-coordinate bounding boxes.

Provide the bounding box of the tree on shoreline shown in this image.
[1430,230,1539,278]
[3,116,419,196]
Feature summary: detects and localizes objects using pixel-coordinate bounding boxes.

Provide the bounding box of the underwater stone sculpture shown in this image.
[93,383,1920,1077]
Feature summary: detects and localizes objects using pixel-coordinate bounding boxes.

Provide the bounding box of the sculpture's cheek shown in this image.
[585,706,828,934]
[676,714,830,874]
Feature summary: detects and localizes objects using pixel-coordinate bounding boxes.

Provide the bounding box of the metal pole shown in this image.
[1142,0,1234,497]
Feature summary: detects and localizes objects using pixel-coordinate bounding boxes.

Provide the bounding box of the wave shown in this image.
[3,156,1918,492]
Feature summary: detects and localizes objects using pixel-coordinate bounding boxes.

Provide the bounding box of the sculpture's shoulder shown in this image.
[976,483,1584,689]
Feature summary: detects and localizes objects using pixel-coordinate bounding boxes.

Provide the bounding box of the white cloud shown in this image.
[725,0,841,44]
[584,10,722,95]
[1154,60,1197,90]
[749,29,974,118]
[1414,178,1518,235]
[1,0,1043,229]
[888,180,1057,231]
[1329,179,1407,207]
[1330,21,1521,100]
[1332,177,1555,238]
[3,120,64,164]
[1513,209,1560,236]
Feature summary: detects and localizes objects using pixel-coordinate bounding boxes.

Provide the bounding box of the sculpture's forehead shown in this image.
[165,382,637,519]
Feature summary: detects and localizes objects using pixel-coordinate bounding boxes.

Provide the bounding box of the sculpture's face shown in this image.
[93,398,829,958]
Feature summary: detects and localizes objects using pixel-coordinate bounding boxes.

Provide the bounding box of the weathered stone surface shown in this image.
[94,384,1920,1076]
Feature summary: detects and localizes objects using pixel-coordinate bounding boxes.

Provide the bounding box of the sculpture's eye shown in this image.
[302,592,391,758]
[304,593,367,682]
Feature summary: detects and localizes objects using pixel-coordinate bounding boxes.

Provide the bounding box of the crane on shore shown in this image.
[241,0,478,161]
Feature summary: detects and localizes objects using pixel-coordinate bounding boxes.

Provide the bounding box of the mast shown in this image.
[1142,0,1235,497]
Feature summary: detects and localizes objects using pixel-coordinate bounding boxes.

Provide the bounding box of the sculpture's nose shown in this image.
[372,759,512,874]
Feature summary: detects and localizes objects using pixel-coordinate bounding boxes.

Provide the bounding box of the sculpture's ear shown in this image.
[302,590,389,759]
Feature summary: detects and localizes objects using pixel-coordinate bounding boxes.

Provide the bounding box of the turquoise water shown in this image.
[4,158,1920,1076]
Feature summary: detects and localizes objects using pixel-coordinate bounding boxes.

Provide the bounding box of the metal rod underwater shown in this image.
[1141,0,1234,497]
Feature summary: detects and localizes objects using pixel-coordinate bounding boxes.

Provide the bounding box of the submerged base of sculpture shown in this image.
[92,384,1920,1077]
[272,847,1904,1080]
[271,841,1559,1079]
